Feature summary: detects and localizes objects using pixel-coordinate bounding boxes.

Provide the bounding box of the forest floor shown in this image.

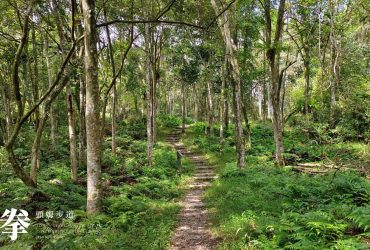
[167,127,220,250]
[180,122,369,249]
[0,119,369,249]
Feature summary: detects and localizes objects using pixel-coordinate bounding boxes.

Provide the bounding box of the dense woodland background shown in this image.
[0,0,369,249]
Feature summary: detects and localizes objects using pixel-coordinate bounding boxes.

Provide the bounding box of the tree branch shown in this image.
[97,0,237,30]
[155,0,176,19]
[97,19,204,29]
[206,0,236,30]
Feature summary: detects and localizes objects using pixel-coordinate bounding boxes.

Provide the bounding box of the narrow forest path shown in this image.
[166,127,220,250]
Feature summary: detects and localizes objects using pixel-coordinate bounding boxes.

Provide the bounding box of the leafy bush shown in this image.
[157,115,181,128]
[124,117,146,139]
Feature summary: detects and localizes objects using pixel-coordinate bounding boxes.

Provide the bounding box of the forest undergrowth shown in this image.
[0,116,369,249]
[0,116,194,249]
[181,121,369,249]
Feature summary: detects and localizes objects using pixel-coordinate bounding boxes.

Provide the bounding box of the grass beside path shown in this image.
[181,122,370,250]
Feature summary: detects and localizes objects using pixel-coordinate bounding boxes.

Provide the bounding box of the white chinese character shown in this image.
[45,210,54,219]
[55,211,64,218]
[65,210,74,220]
[0,209,30,241]
[35,211,44,219]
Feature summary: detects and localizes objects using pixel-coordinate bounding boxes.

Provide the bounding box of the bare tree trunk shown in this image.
[182,84,186,133]
[66,85,78,182]
[76,1,86,166]
[211,0,245,168]
[145,22,154,167]
[82,0,102,214]
[329,0,338,126]
[31,25,40,131]
[30,114,47,184]
[220,56,226,144]
[206,80,214,136]
[194,86,199,121]
[52,0,79,179]
[262,54,268,121]
[1,82,11,141]
[241,100,252,149]
[44,35,57,153]
[79,75,86,165]
[263,0,286,166]
[281,71,286,127]
[224,98,229,132]
[304,60,310,114]
[104,10,117,155]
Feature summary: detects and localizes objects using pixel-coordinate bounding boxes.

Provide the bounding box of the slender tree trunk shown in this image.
[1,82,11,141]
[66,84,78,182]
[182,84,186,133]
[225,99,229,132]
[30,113,47,184]
[304,60,310,114]
[281,71,286,127]
[79,75,86,165]
[82,0,102,214]
[44,35,57,153]
[194,86,199,121]
[329,0,338,126]
[264,0,286,166]
[104,11,117,155]
[241,100,251,149]
[31,25,40,131]
[76,1,86,166]
[220,56,226,144]
[262,53,268,121]
[145,22,154,167]
[268,54,285,166]
[206,80,214,136]
[52,0,79,178]
[211,0,245,168]
[262,79,268,121]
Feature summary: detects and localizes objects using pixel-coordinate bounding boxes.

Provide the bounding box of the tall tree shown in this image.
[263,0,290,166]
[211,0,246,168]
[82,0,102,214]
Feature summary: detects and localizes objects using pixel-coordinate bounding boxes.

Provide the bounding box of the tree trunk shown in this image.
[79,75,86,166]
[262,55,268,121]
[304,60,310,114]
[66,84,78,182]
[1,82,11,142]
[76,1,86,166]
[44,35,57,153]
[31,25,40,131]
[182,83,186,133]
[145,22,154,167]
[241,100,252,149]
[82,0,102,214]
[329,0,338,126]
[194,86,199,121]
[264,0,286,166]
[104,11,117,155]
[30,112,48,184]
[211,0,245,168]
[220,56,226,144]
[5,2,37,188]
[206,80,214,136]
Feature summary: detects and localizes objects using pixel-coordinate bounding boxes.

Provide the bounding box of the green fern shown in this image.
[347,206,370,232]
